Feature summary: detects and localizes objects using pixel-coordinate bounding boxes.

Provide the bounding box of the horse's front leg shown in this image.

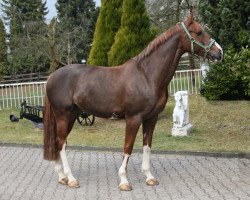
[142,115,159,186]
[119,115,142,191]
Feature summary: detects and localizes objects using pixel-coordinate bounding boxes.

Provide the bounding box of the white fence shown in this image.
[169,69,202,95]
[0,82,46,109]
[0,69,202,109]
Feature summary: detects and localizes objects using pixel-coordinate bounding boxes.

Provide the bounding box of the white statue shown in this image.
[173,91,189,127]
[172,91,193,136]
[201,62,209,83]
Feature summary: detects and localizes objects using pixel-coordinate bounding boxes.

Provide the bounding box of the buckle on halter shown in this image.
[205,46,210,52]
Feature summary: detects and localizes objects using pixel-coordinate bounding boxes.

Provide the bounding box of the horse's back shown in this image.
[45,61,156,118]
[47,64,101,87]
[46,64,126,112]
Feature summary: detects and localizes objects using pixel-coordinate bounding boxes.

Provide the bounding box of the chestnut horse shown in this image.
[44,15,223,191]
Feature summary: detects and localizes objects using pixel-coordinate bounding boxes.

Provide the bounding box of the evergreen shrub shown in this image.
[202,47,250,100]
[88,0,122,66]
[108,0,155,66]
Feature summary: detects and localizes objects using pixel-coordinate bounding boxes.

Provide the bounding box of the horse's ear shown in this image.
[184,14,193,26]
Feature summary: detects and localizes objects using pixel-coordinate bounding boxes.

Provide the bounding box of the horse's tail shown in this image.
[43,93,59,161]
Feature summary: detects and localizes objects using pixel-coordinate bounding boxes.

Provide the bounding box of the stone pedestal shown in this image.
[172,123,193,137]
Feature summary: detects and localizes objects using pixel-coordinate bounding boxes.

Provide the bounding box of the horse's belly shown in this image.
[74,93,124,119]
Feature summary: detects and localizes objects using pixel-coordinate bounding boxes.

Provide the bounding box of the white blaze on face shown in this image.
[215,42,223,59]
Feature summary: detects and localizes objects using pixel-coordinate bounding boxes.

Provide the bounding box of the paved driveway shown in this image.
[0,146,249,200]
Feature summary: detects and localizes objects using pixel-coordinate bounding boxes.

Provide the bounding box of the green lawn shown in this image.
[0,96,249,153]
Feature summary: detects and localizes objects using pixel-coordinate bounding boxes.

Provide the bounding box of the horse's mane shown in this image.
[133,24,182,62]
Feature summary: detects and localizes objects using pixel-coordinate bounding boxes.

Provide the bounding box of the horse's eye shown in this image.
[196,31,202,36]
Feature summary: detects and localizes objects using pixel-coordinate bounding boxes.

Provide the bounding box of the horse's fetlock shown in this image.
[64,169,71,176]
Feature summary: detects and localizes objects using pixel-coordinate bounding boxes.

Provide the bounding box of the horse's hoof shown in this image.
[146,178,159,186]
[119,183,133,191]
[68,180,80,188]
[58,177,68,185]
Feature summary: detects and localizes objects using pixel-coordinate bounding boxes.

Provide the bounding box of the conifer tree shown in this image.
[198,0,250,50]
[88,0,123,66]
[56,0,98,64]
[0,18,8,77]
[2,0,47,49]
[108,0,155,66]
[1,0,48,74]
[48,18,60,72]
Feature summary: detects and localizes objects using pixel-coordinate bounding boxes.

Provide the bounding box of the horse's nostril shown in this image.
[211,51,223,61]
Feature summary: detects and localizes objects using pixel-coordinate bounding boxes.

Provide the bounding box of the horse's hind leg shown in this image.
[59,142,79,188]
[55,110,80,188]
[55,157,68,185]
[142,115,159,186]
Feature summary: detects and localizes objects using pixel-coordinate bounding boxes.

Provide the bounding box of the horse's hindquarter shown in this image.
[46,65,84,110]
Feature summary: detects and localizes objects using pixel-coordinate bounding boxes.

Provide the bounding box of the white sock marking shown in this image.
[118,154,130,185]
[60,143,76,183]
[55,157,67,181]
[142,145,154,181]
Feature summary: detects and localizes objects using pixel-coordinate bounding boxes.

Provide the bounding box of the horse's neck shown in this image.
[140,33,183,89]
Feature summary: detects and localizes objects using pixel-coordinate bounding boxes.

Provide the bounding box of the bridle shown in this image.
[181,22,215,61]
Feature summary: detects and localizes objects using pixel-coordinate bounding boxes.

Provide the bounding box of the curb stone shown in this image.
[0,142,249,159]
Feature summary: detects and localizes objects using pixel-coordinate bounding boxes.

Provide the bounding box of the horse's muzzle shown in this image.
[209,42,223,61]
[210,50,223,61]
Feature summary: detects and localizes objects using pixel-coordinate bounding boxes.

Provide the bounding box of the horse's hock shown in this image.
[172,91,193,136]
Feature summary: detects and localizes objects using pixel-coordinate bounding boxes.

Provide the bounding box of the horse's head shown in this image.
[180,14,223,61]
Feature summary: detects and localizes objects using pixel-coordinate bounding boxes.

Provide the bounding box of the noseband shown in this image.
[181,22,215,60]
